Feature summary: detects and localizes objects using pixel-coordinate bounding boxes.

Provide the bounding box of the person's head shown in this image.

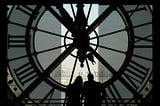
[74,76,83,86]
[87,73,94,81]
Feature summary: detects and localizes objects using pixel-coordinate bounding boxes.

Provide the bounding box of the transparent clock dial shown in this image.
[7,4,153,105]
[27,4,133,87]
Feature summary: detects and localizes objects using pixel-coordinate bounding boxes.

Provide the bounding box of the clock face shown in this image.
[7,4,153,105]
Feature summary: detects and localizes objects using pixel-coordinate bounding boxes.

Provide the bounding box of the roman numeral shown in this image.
[8,35,26,48]
[133,21,152,29]
[105,83,123,104]
[134,45,152,48]
[123,60,149,89]
[14,62,38,85]
[8,54,28,62]
[16,5,35,16]
[127,5,147,17]
[8,21,27,28]
[135,34,152,43]
[134,34,153,48]
[132,54,152,61]
[132,34,153,61]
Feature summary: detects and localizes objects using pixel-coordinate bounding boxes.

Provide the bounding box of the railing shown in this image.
[8,98,152,106]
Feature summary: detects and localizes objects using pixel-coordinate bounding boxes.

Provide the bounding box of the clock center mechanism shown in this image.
[73,4,94,67]
[62,4,99,68]
[7,4,153,105]
[74,33,90,67]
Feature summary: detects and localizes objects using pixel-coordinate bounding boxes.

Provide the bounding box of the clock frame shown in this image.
[7,3,153,106]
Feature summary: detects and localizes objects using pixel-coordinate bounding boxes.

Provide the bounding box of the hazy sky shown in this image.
[61,4,99,84]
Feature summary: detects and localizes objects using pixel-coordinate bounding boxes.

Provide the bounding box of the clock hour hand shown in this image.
[88,46,117,75]
[56,4,74,25]
[86,5,116,35]
[74,4,87,31]
[45,6,76,35]
[15,44,75,104]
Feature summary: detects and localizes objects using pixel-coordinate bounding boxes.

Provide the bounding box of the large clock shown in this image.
[7,3,153,105]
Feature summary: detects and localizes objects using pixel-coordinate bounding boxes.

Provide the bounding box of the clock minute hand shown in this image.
[74,4,87,29]
[88,46,117,75]
[56,4,74,24]
[15,44,75,104]
[88,46,143,102]
[46,6,76,35]
[86,5,116,35]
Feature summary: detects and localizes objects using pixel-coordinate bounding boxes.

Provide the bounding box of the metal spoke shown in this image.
[37,27,73,40]
[85,58,91,74]
[89,22,152,40]
[8,20,73,40]
[37,43,72,54]
[69,54,78,85]
[90,43,126,54]
[8,44,72,62]
[90,27,126,40]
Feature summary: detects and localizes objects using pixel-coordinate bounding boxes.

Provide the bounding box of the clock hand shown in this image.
[45,6,76,35]
[74,4,87,30]
[15,44,75,104]
[86,5,116,35]
[88,46,117,75]
[56,4,74,25]
[88,46,143,102]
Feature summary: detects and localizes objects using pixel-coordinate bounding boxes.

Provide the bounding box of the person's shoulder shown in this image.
[67,84,73,88]
[93,80,101,84]
[84,81,89,85]
[95,81,102,87]
[97,81,101,84]
[84,81,88,84]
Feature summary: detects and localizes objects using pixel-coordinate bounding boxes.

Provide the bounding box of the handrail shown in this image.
[8,98,152,105]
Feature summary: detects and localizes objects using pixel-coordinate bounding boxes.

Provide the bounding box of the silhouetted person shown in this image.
[83,73,105,106]
[66,76,83,106]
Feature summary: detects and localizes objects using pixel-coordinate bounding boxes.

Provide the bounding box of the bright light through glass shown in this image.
[61,4,99,85]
